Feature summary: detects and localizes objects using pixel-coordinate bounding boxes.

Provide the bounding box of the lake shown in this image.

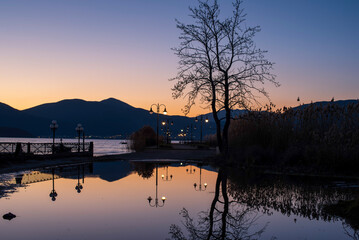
[0,160,358,240]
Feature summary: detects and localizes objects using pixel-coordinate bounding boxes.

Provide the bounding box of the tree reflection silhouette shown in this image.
[227,170,356,222]
[169,168,267,240]
[344,223,359,240]
[132,162,155,179]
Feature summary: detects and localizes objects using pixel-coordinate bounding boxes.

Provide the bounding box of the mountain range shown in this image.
[0,98,356,138]
[0,98,217,138]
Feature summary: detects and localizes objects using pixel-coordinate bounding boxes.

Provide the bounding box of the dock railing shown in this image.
[0,142,93,157]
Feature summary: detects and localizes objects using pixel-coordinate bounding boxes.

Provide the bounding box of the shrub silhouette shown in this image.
[130,126,157,152]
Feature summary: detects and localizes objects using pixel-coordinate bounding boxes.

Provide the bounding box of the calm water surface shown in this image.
[0,161,358,240]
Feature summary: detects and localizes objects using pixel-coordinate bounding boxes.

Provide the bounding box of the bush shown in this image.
[130,126,157,152]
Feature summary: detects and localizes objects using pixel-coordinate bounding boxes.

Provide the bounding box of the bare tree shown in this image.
[171,0,278,160]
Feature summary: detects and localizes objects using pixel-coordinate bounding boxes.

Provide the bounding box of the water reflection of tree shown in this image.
[169,168,268,240]
[227,170,356,222]
[132,162,155,179]
[344,223,359,240]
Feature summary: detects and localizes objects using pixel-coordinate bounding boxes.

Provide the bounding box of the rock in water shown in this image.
[3,212,16,221]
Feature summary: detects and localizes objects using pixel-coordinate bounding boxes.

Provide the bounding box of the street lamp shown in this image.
[195,115,209,143]
[149,103,167,148]
[50,120,58,154]
[49,169,58,201]
[75,124,84,152]
[147,165,166,208]
[161,166,173,182]
[194,165,207,192]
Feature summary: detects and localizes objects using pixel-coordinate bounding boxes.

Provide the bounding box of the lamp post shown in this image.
[75,124,84,152]
[49,169,58,201]
[195,116,209,143]
[186,124,194,143]
[50,120,58,154]
[161,166,173,182]
[194,165,207,192]
[147,165,166,208]
[149,104,167,148]
[83,131,85,152]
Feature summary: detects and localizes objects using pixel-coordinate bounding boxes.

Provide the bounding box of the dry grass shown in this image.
[228,101,359,174]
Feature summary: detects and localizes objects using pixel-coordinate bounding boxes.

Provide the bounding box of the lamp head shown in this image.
[161,196,166,202]
[163,108,167,115]
[149,107,153,114]
[147,196,152,203]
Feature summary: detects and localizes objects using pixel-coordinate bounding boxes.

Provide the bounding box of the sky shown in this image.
[1,0,358,116]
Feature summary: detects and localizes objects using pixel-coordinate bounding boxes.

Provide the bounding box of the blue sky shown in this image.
[0,0,358,115]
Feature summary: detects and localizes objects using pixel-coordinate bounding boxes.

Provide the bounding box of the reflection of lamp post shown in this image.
[147,165,166,207]
[149,103,167,148]
[161,166,173,182]
[50,120,58,154]
[75,124,84,152]
[49,169,58,201]
[195,116,209,143]
[194,165,207,191]
[75,166,83,193]
[186,165,196,174]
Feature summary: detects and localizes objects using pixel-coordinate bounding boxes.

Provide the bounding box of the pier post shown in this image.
[15,143,22,155]
[89,142,94,156]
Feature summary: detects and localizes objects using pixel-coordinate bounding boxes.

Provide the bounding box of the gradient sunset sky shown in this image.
[1,0,358,116]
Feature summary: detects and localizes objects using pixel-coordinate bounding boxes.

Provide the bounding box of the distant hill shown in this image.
[0,127,34,138]
[1,98,356,139]
[0,102,49,137]
[294,99,358,110]
[0,98,212,139]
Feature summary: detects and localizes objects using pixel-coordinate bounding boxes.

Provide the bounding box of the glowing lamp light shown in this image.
[161,196,166,202]
[163,108,167,115]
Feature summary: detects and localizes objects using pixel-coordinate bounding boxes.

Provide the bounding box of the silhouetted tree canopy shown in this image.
[172,0,278,159]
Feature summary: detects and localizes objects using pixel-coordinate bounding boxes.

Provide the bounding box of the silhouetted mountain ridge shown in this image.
[1,98,356,138]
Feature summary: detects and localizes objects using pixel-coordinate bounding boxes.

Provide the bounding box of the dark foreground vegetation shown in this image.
[227,101,359,175]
